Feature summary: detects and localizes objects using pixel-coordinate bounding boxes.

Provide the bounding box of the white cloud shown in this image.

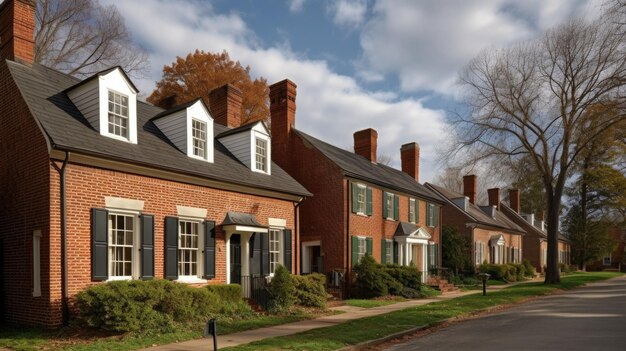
[104,0,448,182]
[328,0,368,29]
[358,0,603,95]
[288,0,306,13]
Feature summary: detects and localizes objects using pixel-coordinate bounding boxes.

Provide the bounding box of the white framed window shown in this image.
[178,220,201,277]
[427,203,436,227]
[386,193,394,219]
[356,184,367,214]
[107,90,129,139]
[409,198,416,223]
[108,213,137,279]
[192,119,207,159]
[269,228,283,274]
[33,230,41,297]
[357,237,367,263]
[385,240,393,264]
[255,137,268,172]
[475,241,484,265]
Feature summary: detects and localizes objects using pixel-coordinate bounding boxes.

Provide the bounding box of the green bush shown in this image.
[205,284,242,303]
[268,265,297,313]
[383,264,422,290]
[399,287,421,298]
[522,260,536,277]
[75,279,252,333]
[418,285,441,298]
[293,273,327,309]
[478,264,507,280]
[559,263,572,273]
[353,255,401,298]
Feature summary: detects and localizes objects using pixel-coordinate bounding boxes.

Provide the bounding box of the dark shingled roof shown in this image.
[221,211,266,227]
[500,203,570,242]
[151,98,203,120]
[426,183,525,234]
[6,60,311,197]
[394,222,419,236]
[294,130,444,204]
[216,120,267,139]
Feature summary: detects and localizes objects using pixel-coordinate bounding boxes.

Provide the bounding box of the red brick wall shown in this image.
[47,163,297,318]
[523,235,543,272]
[0,60,52,327]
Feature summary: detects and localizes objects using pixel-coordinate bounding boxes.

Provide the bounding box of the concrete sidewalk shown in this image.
[139,281,533,351]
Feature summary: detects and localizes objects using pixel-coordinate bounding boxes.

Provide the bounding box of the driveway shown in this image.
[385,275,626,351]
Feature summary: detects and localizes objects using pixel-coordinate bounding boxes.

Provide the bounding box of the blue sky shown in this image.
[104,0,603,182]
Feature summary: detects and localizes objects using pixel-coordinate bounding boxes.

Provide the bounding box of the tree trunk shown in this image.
[544,193,562,284]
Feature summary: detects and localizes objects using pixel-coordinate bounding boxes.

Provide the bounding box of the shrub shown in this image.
[478,263,507,280]
[205,284,242,303]
[75,279,252,333]
[399,287,421,298]
[559,263,572,273]
[522,260,536,277]
[383,264,422,290]
[293,273,327,309]
[418,285,441,298]
[353,255,400,298]
[268,265,297,313]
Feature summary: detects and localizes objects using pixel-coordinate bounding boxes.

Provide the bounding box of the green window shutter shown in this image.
[381,239,387,264]
[351,236,359,267]
[366,187,373,216]
[140,214,155,280]
[426,203,431,226]
[382,192,388,219]
[366,237,373,256]
[416,199,420,223]
[351,182,359,213]
[394,194,399,220]
[393,241,399,264]
[91,208,108,281]
[434,206,439,227]
[283,229,292,273]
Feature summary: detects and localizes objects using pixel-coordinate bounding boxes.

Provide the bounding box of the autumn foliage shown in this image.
[148,50,269,125]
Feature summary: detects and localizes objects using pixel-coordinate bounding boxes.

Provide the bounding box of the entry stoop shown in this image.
[428,277,460,293]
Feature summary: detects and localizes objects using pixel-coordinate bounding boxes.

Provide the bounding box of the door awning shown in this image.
[490,234,505,246]
[394,222,431,242]
[221,211,268,233]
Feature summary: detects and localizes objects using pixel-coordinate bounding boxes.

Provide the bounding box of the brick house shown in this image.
[500,189,571,273]
[426,176,525,269]
[588,227,625,272]
[268,79,445,291]
[0,0,310,327]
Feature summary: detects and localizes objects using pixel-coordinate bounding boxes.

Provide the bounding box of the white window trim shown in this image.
[409,198,416,223]
[33,230,42,297]
[427,203,436,227]
[356,184,367,215]
[386,193,395,220]
[97,69,138,144]
[269,228,284,276]
[176,217,207,283]
[252,132,271,174]
[356,236,367,263]
[107,210,140,281]
[190,118,208,161]
[385,239,393,264]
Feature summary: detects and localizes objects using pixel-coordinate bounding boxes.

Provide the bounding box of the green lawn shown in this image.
[344,297,407,309]
[461,278,509,290]
[223,272,622,351]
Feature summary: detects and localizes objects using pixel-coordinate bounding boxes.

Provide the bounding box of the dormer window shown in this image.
[192,119,207,159]
[255,137,268,172]
[108,90,129,139]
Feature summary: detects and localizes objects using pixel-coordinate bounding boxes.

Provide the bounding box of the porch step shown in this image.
[428,278,460,294]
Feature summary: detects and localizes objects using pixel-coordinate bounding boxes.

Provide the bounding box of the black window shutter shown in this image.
[91,208,108,281]
[261,232,270,275]
[140,214,154,280]
[164,216,179,280]
[283,229,292,273]
[351,182,358,213]
[416,199,420,223]
[393,241,399,264]
[381,239,387,264]
[366,237,373,256]
[382,192,388,218]
[366,187,373,216]
[250,233,261,275]
[203,221,216,279]
[393,195,399,220]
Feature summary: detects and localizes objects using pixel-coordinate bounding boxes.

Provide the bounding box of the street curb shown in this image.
[337,317,457,351]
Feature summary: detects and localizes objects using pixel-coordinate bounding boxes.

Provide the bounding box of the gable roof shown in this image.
[6,60,311,198]
[151,98,204,120]
[426,183,525,234]
[500,203,570,242]
[216,120,268,139]
[63,66,139,94]
[294,130,444,204]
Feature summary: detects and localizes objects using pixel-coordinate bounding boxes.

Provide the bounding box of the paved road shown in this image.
[386,275,626,351]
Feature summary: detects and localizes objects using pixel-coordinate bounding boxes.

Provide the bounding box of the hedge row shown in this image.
[478,260,536,282]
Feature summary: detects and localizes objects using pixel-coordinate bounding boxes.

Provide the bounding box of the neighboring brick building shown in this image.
[426,176,525,269]
[500,189,571,273]
[0,0,310,327]
[268,79,445,292]
[587,227,625,272]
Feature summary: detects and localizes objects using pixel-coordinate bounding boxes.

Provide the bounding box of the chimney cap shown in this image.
[269,79,297,90]
[400,142,420,151]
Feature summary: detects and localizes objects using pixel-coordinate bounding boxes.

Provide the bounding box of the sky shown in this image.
[103,0,604,182]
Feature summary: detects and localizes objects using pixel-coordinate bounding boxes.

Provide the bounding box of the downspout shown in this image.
[60,152,70,325]
[345,180,350,297]
[294,196,306,275]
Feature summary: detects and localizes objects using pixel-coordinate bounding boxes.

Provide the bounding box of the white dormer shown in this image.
[67,67,139,144]
[218,121,271,175]
[153,99,214,163]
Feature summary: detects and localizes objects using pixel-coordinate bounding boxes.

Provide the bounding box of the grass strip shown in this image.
[344,298,406,309]
[223,272,622,351]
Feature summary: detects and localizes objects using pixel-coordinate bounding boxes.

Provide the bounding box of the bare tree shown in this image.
[33,0,149,78]
[454,16,626,283]
[433,165,505,205]
[376,153,393,166]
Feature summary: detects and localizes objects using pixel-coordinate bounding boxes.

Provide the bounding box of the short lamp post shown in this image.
[205,318,218,350]
[478,273,490,296]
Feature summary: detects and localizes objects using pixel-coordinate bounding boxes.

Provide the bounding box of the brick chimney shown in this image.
[509,189,520,214]
[208,84,243,128]
[0,0,35,63]
[155,94,177,110]
[400,142,420,181]
[269,79,297,169]
[463,175,477,204]
[354,128,377,163]
[488,188,500,211]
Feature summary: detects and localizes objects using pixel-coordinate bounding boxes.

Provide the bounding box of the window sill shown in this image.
[102,132,131,143]
[385,218,397,222]
[355,212,369,217]
[107,276,132,282]
[177,277,208,284]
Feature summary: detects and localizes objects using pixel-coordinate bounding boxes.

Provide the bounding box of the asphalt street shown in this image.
[386,275,626,351]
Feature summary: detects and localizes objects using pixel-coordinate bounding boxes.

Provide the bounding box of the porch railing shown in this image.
[241,275,272,311]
